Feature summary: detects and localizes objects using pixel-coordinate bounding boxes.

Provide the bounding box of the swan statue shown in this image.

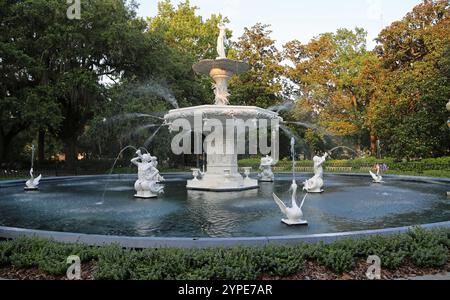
[258,155,275,182]
[370,164,384,183]
[273,180,308,226]
[25,168,42,191]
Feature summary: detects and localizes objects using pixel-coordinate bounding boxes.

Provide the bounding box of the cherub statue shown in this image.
[303,152,329,193]
[131,150,164,198]
[258,155,275,182]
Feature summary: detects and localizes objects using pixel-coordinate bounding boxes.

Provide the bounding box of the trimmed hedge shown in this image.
[239,157,450,177]
[0,227,448,279]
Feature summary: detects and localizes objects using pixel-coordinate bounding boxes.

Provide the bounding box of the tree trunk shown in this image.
[0,134,5,165]
[64,138,77,170]
[0,133,12,165]
[370,135,377,157]
[38,129,45,162]
[355,136,362,153]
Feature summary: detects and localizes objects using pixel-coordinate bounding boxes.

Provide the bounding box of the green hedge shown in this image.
[0,227,448,279]
[239,157,450,174]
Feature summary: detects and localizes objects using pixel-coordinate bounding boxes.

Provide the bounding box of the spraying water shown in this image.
[328,146,358,157]
[283,121,334,137]
[122,124,163,140]
[291,137,296,181]
[143,125,164,148]
[268,100,295,113]
[30,144,35,170]
[105,113,165,124]
[98,145,139,205]
[133,81,179,109]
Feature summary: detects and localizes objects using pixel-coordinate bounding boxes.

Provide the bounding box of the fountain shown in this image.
[164,24,281,192]
[131,150,164,199]
[24,145,41,191]
[258,155,275,182]
[303,152,329,193]
[273,138,308,226]
[1,24,448,246]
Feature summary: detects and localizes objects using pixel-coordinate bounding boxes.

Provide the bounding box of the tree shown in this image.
[229,23,284,108]
[1,0,161,167]
[147,0,229,108]
[369,0,450,159]
[0,0,62,163]
[284,28,381,153]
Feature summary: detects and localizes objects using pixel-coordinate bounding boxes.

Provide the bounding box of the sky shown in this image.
[136,0,423,49]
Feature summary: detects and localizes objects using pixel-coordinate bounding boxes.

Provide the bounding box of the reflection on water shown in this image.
[0,175,448,238]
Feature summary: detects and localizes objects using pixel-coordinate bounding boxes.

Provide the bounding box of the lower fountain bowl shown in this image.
[0,173,449,242]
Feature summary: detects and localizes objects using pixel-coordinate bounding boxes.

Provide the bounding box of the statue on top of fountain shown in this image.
[131,150,164,199]
[217,23,227,59]
[303,152,329,193]
[258,155,275,182]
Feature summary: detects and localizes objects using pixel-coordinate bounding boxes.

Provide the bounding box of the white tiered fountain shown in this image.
[164,24,281,192]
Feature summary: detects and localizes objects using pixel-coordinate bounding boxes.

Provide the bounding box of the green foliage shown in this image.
[0,228,448,279]
[370,0,450,160]
[408,227,449,268]
[229,23,284,108]
[0,236,98,275]
[238,156,450,178]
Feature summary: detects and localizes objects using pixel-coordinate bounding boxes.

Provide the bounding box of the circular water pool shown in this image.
[0,174,449,238]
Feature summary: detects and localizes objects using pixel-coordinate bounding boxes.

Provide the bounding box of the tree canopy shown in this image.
[0,0,448,168]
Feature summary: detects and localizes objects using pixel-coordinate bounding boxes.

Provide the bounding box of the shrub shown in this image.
[317,246,355,274]
[94,244,132,280]
[0,228,448,279]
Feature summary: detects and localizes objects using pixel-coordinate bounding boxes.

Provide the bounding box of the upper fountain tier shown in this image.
[192,58,250,76]
[165,23,281,127]
[192,58,249,106]
[164,105,280,126]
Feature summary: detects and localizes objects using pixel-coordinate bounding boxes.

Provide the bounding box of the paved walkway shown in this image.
[405,273,450,280]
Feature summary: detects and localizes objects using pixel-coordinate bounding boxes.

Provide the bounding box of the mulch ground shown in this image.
[264,260,450,280]
[0,260,448,280]
[0,261,97,280]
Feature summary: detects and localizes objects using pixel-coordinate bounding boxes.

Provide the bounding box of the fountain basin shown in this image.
[0,174,448,242]
[192,59,250,76]
[164,105,280,123]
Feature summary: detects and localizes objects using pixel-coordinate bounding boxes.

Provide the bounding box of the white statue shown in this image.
[242,167,252,181]
[273,180,308,226]
[258,155,275,182]
[24,145,41,191]
[25,168,42,191]
[131,150,164,199]
[212,81,230,105]
[217,23,227,59]
[303,152,329,193]
[191,168,202,181]
[370,164,384,183]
